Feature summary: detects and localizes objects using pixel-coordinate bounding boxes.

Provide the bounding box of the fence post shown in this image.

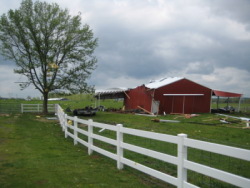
[55,104,58,115]
[59,107,64,130]
[88,119,93,155]
[74,116,78,145]
[117,124,124,170]
[21,104,24,113]
[61,111,64,131]
[64,114,68,138]
[177,133,187,188]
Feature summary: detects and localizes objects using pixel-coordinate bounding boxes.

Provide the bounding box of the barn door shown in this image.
[151,100,160,115]
[172,96,184,114]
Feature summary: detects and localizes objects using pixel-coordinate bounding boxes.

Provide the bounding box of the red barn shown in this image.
[124,77,212,114]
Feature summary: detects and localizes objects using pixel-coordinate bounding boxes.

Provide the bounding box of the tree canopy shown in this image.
[0,0,98,113]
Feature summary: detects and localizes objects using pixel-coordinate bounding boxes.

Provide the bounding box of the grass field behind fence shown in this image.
[1,94,250,113]
[76,111,250,187]
[65,110,250,187]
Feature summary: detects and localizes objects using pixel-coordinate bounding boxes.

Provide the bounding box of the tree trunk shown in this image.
[43,92,48,114]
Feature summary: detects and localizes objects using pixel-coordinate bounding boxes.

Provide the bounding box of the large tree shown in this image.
[0,0,98,113]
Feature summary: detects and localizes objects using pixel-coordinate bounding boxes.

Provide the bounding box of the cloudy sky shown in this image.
[0,0,250,98]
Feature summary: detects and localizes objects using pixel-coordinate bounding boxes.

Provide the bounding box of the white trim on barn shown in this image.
[163,94,204,96]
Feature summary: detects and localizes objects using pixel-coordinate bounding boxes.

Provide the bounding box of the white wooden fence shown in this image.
[21,104,56,113]
[56,104,250,188]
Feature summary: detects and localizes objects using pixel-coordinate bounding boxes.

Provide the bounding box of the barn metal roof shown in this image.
[145,77,184,89]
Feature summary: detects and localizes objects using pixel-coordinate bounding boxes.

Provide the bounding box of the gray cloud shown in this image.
[0,0,250,97]
[206,0,250,29]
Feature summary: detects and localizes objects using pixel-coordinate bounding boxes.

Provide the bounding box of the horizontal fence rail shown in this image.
[55,104,250,188]
[21,104,56,113]
[0,103,21,113]
[0,103,56,113]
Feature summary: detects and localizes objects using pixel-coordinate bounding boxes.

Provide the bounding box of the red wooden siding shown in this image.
[124,85,153,112]
[154,79,212,114]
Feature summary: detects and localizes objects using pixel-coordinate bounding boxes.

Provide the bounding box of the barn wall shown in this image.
[154,79,212,114]
[125,85,153,112]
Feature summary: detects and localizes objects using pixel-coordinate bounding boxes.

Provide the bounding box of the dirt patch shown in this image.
[14,114,21,118]
[0,114,10,117]
[35,116,58,123]
[35,179,48,185]
[78,123,88,128]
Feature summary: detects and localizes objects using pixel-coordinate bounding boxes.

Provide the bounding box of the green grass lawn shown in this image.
[77,111,250,148]
[1,96,250,187]
[0,113,155,188]
[74,111,250,187]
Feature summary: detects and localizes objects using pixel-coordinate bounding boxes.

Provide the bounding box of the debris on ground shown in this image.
[99,128,106,133]
[170,113,200,119]
[174,115,184,119]
[137,106,154,115]
[219,119,230,124]
[151,119,180,123]
[73,106,97,116]
[46,117,58,120]
[216,113,250,127]
[211,106,235,113]
[184,114,200,118]
[136,113,157,117]
[0,114,10,117]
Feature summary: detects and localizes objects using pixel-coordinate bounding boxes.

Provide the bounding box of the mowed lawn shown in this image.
[0,106,250,187]
[0,113,153,188]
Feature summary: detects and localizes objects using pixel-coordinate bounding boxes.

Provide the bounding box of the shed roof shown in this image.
[95,87,128,95]
[145,77,184,89]
[94,87,128,99]
[212,90,242,97]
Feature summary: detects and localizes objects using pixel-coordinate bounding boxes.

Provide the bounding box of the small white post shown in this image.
[74,116,78,145]
[55,104,58,115]
[117,124,124,170]
[21,104,24,113]
[64,114,68,138]
[60,114,63,129]
[88,119,93,155]
[177,133,187,188]
[37,104,40,112]
[62,112,65,131]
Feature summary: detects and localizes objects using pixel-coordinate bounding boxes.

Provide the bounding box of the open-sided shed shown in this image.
[212,89,243,111]
[95,88,128,100]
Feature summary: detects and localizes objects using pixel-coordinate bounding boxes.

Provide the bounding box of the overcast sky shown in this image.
[0,0,250,98]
